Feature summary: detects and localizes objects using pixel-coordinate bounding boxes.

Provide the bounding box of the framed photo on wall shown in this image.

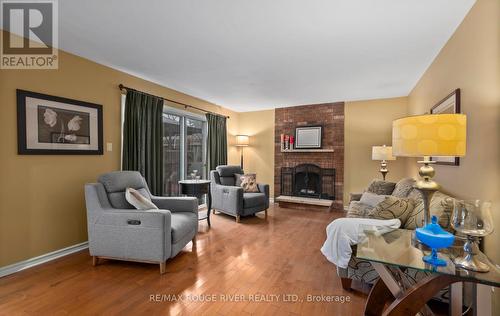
[17,90,103,155]
[430,88,460,165]
[294,126,322,149]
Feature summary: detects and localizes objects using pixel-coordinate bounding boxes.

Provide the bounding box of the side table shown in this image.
[178,180,211,227]
[356,228,499,316]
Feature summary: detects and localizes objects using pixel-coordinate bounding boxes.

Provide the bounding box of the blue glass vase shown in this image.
[415,216,455,266]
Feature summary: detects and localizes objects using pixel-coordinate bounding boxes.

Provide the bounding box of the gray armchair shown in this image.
[210,165,269,223]
[85,171,198,274]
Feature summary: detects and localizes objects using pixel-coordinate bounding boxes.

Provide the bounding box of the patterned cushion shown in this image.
[405,190,454,230]
[366,180,396,195]
[366,196,415,225]
[391,178,416,198]
[240,174,259,193]
[347,201,374,218]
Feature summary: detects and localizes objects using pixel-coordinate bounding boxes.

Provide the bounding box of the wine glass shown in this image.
[451,200,494,272]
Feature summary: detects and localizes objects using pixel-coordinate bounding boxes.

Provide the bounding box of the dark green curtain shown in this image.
[123,90,164,195]
[206,113,227,172]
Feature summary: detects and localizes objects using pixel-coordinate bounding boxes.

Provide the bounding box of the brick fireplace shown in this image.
[274,102,344,210]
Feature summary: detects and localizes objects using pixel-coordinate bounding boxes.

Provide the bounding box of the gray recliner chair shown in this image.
[85,171,198,274]
[210,165,269,223]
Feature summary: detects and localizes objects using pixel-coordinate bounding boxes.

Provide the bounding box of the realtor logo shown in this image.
[1,0,58,69]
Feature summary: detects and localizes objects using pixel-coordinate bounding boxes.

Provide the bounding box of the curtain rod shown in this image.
[118,84,230,119]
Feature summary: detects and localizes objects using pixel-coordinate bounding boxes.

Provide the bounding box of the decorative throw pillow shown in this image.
[240,174,260,193]
[359,192,387,207]
[366,180,396,195]
[347,201,375,218]
[391,178,416,198]
[405,191,454,230]
[367,195,415,226]
[234,173,243,187]
[125,187,158,210]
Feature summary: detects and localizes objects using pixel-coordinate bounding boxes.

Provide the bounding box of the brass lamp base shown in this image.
[414,157,440,227]
[379,160,388,181]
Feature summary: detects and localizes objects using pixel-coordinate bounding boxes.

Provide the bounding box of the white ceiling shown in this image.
[55,0,475,111]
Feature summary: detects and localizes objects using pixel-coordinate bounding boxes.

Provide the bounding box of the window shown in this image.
[120,97,207,198]
[162,106,207,197]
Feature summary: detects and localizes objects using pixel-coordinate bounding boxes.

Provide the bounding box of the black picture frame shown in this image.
[294,125,323,149]
[430,88,460,166]
[17,89,103,155]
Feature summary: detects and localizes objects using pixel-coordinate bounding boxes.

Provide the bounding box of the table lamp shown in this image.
[235,135,249,169]
[392,114,466,226]
[372,145,396,180]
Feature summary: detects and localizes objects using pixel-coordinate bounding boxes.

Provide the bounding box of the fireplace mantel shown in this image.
[281,148,334,153]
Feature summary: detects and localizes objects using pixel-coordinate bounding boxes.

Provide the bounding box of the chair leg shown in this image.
[341,277,352,291]
[213,209,216,214]
[265,209,268,219]
[160,262,166,274]
[192,236,197,249]
[92,256,99,266]
[236,215,241,223]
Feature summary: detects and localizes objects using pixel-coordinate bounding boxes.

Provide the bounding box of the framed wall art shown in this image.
[294,126,322,149]
[17,90,103,155]
[430,88,460,165]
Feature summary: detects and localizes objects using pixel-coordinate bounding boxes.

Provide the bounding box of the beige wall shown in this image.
[408,0,500,264]
[344,97,409,204]
[408,1,499,310]
[0,33,239,267]
[237,110,275,197]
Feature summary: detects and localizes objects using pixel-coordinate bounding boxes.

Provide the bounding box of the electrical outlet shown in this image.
[106,142,113,152]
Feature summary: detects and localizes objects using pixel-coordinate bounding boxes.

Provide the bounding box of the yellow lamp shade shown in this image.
[392,114,466,157]
[372,145,396,161]
[235,135,249,147]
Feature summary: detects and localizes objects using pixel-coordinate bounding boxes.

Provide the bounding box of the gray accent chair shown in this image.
[85,171,198,274]
[210,165,269,223]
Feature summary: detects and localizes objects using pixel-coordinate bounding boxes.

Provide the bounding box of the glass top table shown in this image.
[356,227,500,288]
[355,225,500,315]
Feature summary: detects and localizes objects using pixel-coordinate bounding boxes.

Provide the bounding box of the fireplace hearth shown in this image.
[280,164,335,200]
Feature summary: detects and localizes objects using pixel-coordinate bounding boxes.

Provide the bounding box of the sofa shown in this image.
[339,178,456,302]
[209,165,269,223]
[85,171,199,274]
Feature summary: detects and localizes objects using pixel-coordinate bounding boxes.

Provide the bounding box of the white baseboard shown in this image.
[269,197,275,203]
[0,241,89,278]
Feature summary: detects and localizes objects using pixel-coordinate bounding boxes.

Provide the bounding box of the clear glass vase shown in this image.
[451,200,494,272]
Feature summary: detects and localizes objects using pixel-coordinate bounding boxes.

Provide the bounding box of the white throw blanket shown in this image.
[320,218,401,269]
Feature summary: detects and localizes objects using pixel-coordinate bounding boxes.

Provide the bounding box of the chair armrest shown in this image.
[350,193,363,202]
[96,209,171,229]
[150,196,198,214]
[257,183,270,198]
[211,184,244,214]
[91,209,172,262]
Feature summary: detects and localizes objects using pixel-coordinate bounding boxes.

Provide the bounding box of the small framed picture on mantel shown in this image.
[17,90,103,155]
[430,88,460,166]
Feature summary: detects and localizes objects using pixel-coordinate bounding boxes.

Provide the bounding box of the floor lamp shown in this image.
[372,145,396,180]
[235,135,249,169]
[392,113,467,227]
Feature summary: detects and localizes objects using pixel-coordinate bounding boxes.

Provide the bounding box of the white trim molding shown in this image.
[0,241,88,278]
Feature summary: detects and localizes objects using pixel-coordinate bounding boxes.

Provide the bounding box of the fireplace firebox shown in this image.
[280,164,335,200]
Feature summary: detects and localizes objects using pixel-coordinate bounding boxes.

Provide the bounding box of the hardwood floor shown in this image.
[0,204,367,315]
